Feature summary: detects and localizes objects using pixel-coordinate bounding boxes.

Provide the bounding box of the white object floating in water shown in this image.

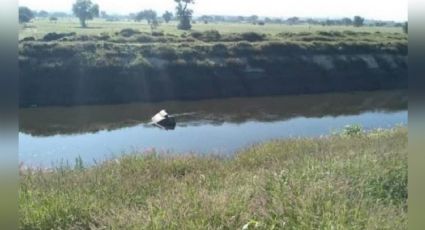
[152,109,169,123]
[151,109,176,130]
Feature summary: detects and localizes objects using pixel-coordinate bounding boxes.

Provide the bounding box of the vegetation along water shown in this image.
[18,0,408,229]
[19,19,407,107]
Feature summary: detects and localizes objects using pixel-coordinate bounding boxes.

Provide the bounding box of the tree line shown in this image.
[19,0,195,30]
[19,0,407,33]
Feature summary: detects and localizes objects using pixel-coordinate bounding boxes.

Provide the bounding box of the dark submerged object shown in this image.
[151,110,176,130]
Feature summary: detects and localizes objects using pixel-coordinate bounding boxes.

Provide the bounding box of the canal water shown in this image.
[19,90,407,167]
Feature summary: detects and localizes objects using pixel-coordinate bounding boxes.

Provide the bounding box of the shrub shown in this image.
[240,32,265,42]
[342,124,363,136]
[98,32,110,41]
[220,33,241,41]
[42,32,77,41]
[190,31,203,39]
[151,31,164,36]
[118,28,141,37]
[190,30,221,42]
[192,45,210,54]
[201,30,221,42]
[153,46,178,60]
[276,32,297,38]
[48,45,77,57]
[179,48,204,60]
[20,37,35,42]
[316,31,343,37]
[156,36,177,43]
[76,35,90,41]
[231,42,256,55]
[343,30,357,36]
[135,34,155,43]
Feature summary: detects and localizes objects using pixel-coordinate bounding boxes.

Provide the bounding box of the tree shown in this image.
[175,0,194,30]
[19,6,34,23]
[402,22,408,34]
[134,10,145,22]
[214,15,225,22]
[49,16,58,23]
[325,19,335,26]
[163,11,173,23]
[150,19,160,31]
[287,17,299,25]
[248,15,258,24]
[237,16,245,22]
[374,21,385,27]
[135,10,157,24]
[306,18,318,25]
[51,12,69,18]
[274,18,283,24]
[129,13,136,20]
[341,17,352,26]
[200,15,212,24]
[38,10,49,18]
[353,16,364,27]
[72,0,99,28]
[135,10,159,32]
[100,11,107,18]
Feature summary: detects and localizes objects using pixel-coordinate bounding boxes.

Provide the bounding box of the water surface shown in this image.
[19,90,407,167]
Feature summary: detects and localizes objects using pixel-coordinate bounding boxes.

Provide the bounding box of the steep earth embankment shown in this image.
[19,30,408,106]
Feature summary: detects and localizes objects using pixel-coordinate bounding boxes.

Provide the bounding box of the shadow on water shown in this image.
[20,90,407,137]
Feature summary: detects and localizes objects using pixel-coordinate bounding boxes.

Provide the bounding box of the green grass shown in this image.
[19,127,407,229]
[18,19,407,107]
[20,18,405,40]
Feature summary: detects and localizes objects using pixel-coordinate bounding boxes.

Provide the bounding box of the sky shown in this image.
[18,0,408,21]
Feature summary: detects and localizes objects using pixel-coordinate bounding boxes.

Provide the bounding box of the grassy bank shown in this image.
[19,27,407,107]
[19,127,407,229]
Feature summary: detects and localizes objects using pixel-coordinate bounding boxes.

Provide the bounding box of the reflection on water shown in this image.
[20,90,407,136]
[19,90,407,167]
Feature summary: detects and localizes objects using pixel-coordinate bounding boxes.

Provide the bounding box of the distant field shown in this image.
[19,18,404,39]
